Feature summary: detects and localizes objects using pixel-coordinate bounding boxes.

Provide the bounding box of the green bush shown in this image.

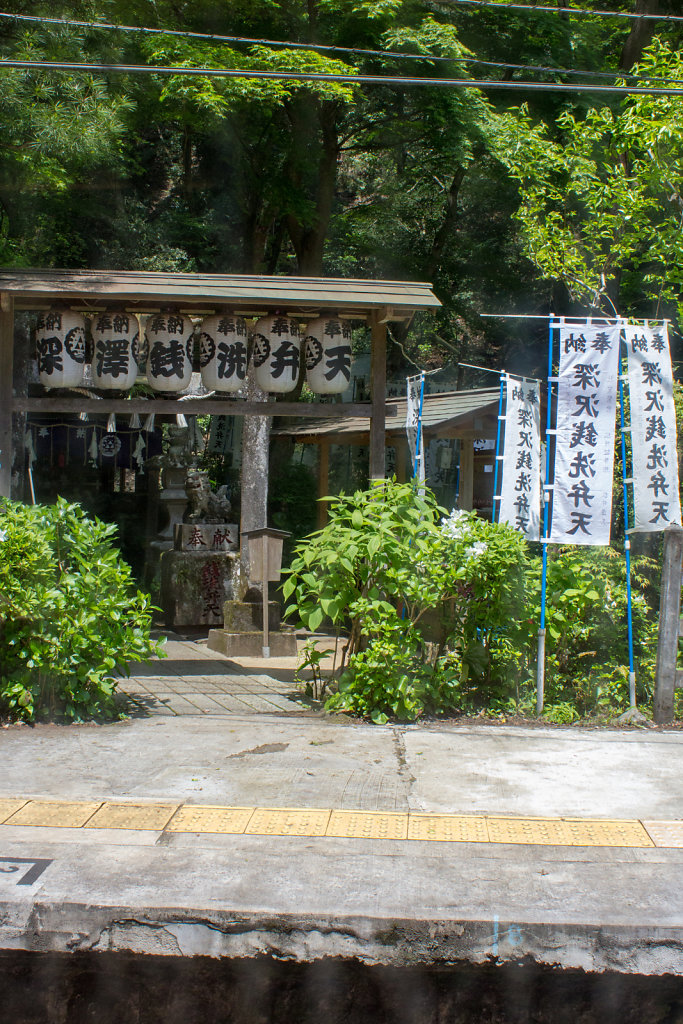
[0,498,164,722]
[512,546,660,718]
[284,479,528,722]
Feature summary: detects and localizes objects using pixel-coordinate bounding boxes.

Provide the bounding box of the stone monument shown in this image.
[159,470,241,630]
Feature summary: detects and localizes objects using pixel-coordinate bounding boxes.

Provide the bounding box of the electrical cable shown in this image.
[2,58,683,94]
[433,0,683,22]
[0,10,678,84]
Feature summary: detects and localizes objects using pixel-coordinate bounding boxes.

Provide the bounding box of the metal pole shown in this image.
[492,372,505,523]
[262,534,270,659]
[537,319,556,715]
[618,341,636,707]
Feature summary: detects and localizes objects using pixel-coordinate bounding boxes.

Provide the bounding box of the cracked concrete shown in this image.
[0,713,682,978]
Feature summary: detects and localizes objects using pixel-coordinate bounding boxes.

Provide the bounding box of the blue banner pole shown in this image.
[492,372,505,523]
[537,319,556,715]
[618,334,637,708]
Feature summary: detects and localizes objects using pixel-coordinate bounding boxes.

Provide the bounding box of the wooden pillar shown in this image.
[458,439,474,511]
[369,310,387,482]
[394,436,409,483]
[317,441,330,530]
[654,525,683,724]
[0,292,14,499]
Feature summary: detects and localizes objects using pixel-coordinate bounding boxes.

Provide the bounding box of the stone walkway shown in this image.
[117,635,310,717]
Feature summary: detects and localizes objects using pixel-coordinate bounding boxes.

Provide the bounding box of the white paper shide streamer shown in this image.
[498,376,541,540]
[624,323,681,532]
[405,374,425,481]
[549,324,621,546]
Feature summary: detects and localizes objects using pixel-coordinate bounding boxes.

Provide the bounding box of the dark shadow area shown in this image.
[114,693,171,718]
[1,952,682,1024]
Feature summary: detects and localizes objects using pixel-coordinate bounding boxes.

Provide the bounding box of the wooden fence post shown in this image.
[654,524,683,724]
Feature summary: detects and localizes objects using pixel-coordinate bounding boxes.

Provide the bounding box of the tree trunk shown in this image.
[619,0,661,71]
[285,97,340,275]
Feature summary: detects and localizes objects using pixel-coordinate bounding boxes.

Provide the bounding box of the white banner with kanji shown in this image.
[624,323,681,532]
[549,323,621,546]
[498,376,541,540]
[406,373,425,482]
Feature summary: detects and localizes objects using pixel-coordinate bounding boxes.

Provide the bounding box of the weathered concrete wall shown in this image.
[1,952,682,1024]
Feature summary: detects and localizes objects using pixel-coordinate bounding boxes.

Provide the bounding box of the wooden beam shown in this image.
[0,293,14,498]
[369,310,387,482]
[14,397,398,418]
[317,441,330,530]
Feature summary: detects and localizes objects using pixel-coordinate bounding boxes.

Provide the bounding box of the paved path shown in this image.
[118,635,308,716]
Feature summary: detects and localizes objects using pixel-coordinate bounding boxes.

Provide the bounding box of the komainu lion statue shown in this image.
[183,471,232,523]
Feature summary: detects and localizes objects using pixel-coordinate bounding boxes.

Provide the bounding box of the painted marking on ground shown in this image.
[642,820,683,848]
[0,799,676,847]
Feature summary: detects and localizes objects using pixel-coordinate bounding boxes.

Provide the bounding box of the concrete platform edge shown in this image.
[2,901,682,976]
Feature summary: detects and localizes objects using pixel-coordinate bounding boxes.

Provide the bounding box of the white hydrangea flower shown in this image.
[466,541,487,560]
[440,509,470,540]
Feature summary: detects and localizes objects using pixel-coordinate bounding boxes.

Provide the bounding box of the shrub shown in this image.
[514,546,659,717]
[0,498,164,722]
[285,479,529,721]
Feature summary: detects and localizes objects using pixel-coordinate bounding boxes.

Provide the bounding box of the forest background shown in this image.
[2,0,683,382]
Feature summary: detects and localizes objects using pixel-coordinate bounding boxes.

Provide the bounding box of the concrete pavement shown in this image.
[1,697,682,976]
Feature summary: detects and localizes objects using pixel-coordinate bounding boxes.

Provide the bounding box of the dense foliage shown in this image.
[285,481,662,724]
[1,1,680,370]
[284,480,528,722]
[0,499,163,722]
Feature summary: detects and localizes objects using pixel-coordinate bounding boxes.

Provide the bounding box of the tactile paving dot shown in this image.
[326,810,409,840]
[561,818,653,847]
[407,814,489,843]
[642,821,683,848]
[166,805,254,834]
[486,816,576,846]
[0,799,28,824]
[85,802,179,831]
[245,808,331,837]
[6,800,102,828]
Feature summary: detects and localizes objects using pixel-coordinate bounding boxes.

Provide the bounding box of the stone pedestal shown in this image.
[207,629,297,658]
[207,598,297,658]
[160,550,240,629]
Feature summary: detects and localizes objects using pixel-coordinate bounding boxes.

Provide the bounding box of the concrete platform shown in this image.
[1,713,682,976]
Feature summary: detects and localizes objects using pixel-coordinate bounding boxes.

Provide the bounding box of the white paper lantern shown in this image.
[91,311,139,390]
[252,314,300,394]
[199,313,248,392]
[304,316,353,395]
[145,313,193,392]
[36,310,88,388]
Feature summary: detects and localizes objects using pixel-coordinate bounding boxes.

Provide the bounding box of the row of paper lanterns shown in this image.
[34,310,353,395]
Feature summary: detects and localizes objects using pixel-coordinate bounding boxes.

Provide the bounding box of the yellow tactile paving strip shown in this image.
[0,799,679,847]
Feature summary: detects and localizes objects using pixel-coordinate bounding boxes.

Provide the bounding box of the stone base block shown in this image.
[207,630,298,659]
[223,600,281,633]
[160,550,240,628]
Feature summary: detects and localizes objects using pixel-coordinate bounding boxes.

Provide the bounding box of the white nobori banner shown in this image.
[624,323,681,532]
[549,323,621,546]
[498,376,541,540]
[406,373,425,482]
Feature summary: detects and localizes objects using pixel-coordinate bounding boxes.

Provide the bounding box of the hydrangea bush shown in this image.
[284,480,528,722]
[0,499,164,722]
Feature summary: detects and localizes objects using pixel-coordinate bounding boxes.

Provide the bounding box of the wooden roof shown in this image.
[273,388,501,444]
[0,268,441,317]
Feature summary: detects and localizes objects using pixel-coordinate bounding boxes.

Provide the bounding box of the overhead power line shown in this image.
[0,10,677,85]
[2,58,683,95]
[438,0,683,21]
